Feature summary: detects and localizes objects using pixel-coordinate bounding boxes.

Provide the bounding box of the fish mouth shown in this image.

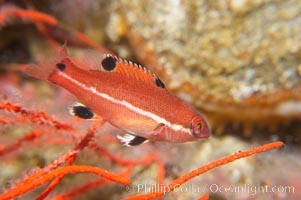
[200,122,211,139]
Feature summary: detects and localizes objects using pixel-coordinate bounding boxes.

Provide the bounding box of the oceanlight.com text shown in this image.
[210,183,294,196]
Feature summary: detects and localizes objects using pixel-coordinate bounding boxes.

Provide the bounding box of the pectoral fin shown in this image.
[117,133,148,147]
[154,123,165,132]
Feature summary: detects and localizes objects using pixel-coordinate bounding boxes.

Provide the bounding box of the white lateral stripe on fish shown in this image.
[58,71,191,134]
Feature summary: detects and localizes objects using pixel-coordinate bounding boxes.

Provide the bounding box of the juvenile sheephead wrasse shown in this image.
[24,45,211,146]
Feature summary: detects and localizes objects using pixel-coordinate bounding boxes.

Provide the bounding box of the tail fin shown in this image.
[24,44,69,80]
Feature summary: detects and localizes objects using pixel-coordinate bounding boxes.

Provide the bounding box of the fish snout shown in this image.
[200,121,211,139]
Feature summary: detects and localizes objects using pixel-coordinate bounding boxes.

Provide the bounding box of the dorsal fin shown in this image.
[115,56,165,88]
[76,50,167,90]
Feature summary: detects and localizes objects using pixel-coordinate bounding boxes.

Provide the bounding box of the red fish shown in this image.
[24,45,210,146]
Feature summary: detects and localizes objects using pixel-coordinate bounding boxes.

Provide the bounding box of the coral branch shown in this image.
[50,167,133,200]
[10,150,80,192]
[154,155,165,187]
[123,141,284,200]
[0,165,130,200]
[0,5,57,27]
[51,179,107,200]
[36,122,100,200]
[0,130,43,156]
[0,102,76,132]
[90,142,157,166]
[0,118,14,124]
[35,22,61,50]
[197,194,209,200]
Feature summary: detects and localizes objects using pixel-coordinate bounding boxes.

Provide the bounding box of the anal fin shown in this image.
[117,133,148,147]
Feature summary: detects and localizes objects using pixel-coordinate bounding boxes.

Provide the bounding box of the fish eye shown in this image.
[189,120,203,136]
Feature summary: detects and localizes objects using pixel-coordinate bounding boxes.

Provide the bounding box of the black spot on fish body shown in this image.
[56,63,66,71]
[155,77,165,88]
[101,56,117,71]
[72,105,94,119]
